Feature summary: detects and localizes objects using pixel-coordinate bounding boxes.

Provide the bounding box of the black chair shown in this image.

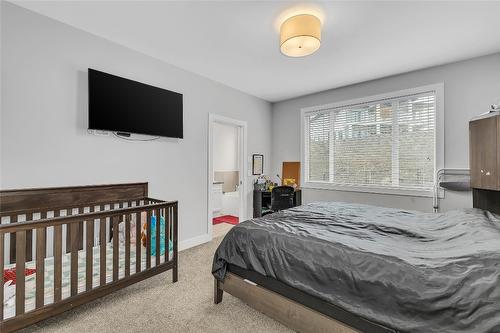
[262,186,295,216]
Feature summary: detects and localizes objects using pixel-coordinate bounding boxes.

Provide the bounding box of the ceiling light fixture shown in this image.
[280,14,321,57]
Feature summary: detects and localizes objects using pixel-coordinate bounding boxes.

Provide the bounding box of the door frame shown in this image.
[207,113,248,239]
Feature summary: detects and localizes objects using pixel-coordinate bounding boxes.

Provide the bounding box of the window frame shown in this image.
[300,83,444,197]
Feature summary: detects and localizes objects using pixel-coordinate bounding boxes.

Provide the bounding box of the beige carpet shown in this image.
[20,233,291,333]
[212,223,235,239]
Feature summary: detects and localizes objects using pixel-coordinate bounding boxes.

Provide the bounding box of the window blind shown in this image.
[304,91,436,191]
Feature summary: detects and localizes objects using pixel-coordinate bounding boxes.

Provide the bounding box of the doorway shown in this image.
[208,114,247,239]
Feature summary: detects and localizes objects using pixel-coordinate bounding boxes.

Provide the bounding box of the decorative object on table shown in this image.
[256,176,266,184]
[254,182,266,191]
[254,175,277,191]
[283,178,297,188]
[252,154,264,175]
[266,180,278,191]
[254,175,267,191]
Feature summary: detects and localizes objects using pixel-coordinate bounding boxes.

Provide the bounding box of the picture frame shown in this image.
[252,154,264,175]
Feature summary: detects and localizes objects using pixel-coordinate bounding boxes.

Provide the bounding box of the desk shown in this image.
[253,189,302,218]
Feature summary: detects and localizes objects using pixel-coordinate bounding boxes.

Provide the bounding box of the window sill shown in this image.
[302,182,434,198]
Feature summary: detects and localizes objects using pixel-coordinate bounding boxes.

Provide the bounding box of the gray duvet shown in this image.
[212,202,500,333]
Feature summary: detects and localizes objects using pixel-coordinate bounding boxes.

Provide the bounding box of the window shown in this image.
[302,85,442,195]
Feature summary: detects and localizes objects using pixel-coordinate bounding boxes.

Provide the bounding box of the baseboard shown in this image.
[179,233,211,251]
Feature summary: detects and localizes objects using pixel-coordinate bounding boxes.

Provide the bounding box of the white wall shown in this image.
[272,53,500,212]
[213,122,238,173]
[0,3,272,245]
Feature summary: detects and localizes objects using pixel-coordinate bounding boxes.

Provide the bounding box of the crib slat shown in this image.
[86,219,94,292]
[40,210,47,222]
[146,210,151,269]
[40,211,47,260]
[66,208,72,253]
[135,212,141,274]
[100,218,106,286]
[26,212,33,262]
[108,204,114,242]
[70,222,79,296]
[155,209,161,266]
[36,227,46,308]
[40,211,47,220]
[78,207,84,250]
[125,214,130,277]
[54,224,62,302]
[166,207,170,263]
[16,231,26,315]
[112,216,119,281]
[0,233,4,320]
[10,214,17,263]
[173,203,178,283]
[99,205,105,244]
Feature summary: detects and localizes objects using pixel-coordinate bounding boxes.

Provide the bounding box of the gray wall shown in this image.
[0,3,272,245]
[272,53,500,212]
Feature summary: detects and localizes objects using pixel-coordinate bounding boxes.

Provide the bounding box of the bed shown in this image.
[213,113,500,333]
[212,202,500,333]
[0,183,178,332]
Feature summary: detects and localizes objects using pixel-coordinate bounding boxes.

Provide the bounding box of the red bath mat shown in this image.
[213,215,239,225]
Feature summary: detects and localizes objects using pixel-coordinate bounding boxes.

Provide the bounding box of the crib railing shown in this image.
[0,197,168,263]
[0,195,177,332]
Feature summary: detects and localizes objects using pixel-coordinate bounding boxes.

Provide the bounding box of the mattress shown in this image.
[212,202,500,333]
[3,242,169,320]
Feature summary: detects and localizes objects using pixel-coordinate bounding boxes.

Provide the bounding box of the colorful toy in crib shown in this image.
[140,215,173,256]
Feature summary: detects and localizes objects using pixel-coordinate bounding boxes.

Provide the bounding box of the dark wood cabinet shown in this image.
[469,112,500,215]
[469,114,500,190]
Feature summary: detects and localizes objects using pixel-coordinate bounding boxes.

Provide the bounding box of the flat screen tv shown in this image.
[88,68,183,138]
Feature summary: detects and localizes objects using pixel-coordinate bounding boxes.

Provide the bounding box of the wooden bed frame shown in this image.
[215,273,360,333]
[0,182,178,332]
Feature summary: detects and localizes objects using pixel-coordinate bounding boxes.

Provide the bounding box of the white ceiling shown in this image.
[12,1,500,102]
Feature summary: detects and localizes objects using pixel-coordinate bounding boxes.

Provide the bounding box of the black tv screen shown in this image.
[88,69,183,138]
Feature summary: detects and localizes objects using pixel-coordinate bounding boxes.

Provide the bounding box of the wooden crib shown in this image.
[0,182,178,332]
